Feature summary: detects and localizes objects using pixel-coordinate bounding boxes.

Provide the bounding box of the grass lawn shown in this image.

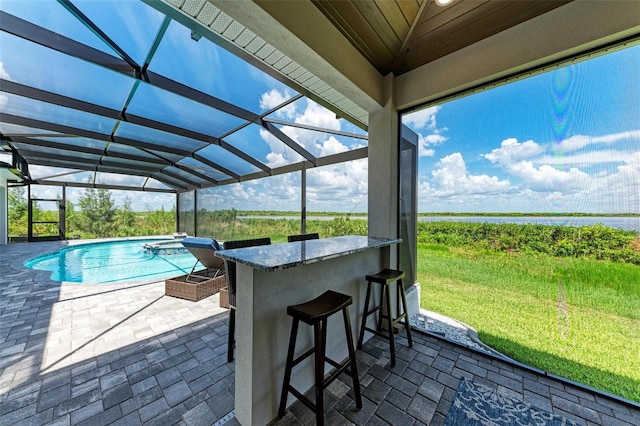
[417,243,640,402]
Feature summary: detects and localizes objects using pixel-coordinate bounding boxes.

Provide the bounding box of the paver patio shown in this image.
[2,241,639,425]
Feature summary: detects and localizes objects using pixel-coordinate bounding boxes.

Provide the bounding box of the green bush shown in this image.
[418,221,639,264]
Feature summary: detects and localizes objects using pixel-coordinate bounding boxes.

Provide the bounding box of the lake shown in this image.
[239,215,640,232]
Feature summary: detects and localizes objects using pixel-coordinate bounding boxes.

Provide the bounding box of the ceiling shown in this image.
[312,0,572,76]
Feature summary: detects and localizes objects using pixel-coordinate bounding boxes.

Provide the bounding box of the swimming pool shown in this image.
[25,238,200,284]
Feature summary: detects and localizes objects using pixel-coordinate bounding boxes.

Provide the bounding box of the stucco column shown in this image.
[367,74,421,317]
[367,74,399,267]
[0,178,6,245]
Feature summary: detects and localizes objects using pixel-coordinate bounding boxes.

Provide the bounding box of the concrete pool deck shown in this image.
[2,240,639,425]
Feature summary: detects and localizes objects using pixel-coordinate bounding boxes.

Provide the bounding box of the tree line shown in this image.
[9,186,640,265]
[8,186,175,240]
[418,221,640,265]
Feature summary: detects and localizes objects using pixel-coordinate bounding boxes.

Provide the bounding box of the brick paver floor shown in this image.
[2,241,639,425]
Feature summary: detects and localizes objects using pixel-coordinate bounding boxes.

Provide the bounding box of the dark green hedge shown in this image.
[418,222,640,264]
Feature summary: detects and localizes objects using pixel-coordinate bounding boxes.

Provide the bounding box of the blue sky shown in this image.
[2,1,638,214]
[403,44,640,214]
[0,0,368,213]
[209,42,640,214]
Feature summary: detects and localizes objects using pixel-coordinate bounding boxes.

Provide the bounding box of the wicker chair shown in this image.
[223,237,272,363]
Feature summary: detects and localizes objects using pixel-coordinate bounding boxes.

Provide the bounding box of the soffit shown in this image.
[157,0,370,127]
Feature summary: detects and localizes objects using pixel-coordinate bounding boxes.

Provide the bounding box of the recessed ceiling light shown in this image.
[435,0,454,6]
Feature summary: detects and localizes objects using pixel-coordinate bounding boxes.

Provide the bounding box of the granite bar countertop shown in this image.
[215,235,400,272]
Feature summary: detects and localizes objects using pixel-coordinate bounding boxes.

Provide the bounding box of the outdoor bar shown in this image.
[215,235,400,426]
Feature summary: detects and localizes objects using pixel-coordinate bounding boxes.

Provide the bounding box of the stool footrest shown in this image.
[290,347,316,368]
[380,312,409,327]
[363,326,392,339]
[322,359,356,390]
[283,357,357,420]
[364,305,382,317]
[325,357,342,370]
[288,386,316,413]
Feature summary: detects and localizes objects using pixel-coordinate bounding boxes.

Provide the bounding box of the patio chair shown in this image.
[287,232,319,242]
[223,237,272,362]
[181,237,225,283]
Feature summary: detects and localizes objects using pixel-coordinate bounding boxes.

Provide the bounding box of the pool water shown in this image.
[25,239,200,284]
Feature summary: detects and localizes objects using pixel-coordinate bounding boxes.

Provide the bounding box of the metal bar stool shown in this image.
[278,290,362,426]
[357,268,413,367]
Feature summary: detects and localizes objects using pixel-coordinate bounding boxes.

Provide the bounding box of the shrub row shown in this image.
[418,221,640,264]
[208,216,369,242]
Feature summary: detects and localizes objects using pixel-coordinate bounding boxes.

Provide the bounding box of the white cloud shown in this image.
[555,135,592,153]
[404,107,448,158]
[318,136,348,157]
[306,159,368,211]
[522,152,640,214]
[26,165,57,180]
[0,61,10,79]
[579,151,640,212]
[433,129,640,212]
[197,173,303,212]
[430,153,511,197]
[294,100,341,132]
[259,127,304,167]
[483,138,545,166]
[554,130,640,153]
[265,152,289,168]
[504,161,591,193]
[0,152,11,164]
[260,93,349,163]
[421,148,435,157]
[481,131,640,196]
[534,150,634,166]
[0,62,10,107]
[418,134,445,157]
[403,106,440,130]
[224,89,370,212]
[260,88,297,118]
[201,158,364,214]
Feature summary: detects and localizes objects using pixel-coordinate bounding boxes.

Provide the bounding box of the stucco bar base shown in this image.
[234,245,390,426]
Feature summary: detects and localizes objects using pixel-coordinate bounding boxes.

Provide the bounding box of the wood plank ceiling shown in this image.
[312,0,573,76]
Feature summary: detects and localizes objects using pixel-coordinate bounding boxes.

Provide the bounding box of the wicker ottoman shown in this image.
[165,274,227,302]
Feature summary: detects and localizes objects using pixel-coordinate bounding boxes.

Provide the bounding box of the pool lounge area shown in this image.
[2,240,640,426]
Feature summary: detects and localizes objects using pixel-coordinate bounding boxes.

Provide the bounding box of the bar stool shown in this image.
[287,232,319,242]
[357,268,413,367]
[223,237,271,363]
[278,290,362,426]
